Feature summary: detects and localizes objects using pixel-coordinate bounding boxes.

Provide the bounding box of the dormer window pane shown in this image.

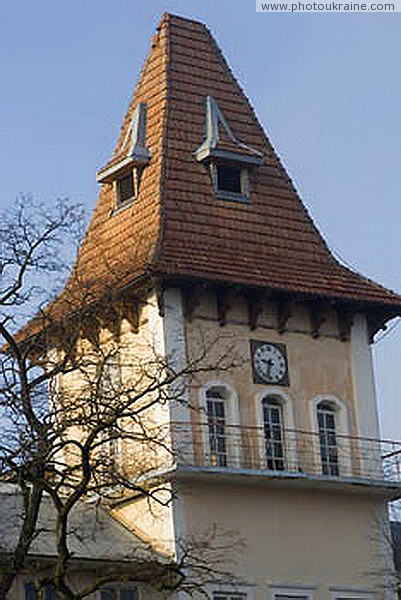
[117,172,135,205]
[217,165,242,193]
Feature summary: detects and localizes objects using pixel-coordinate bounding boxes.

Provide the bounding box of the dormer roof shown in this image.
[30,14,401,327]
[194,96,264,166]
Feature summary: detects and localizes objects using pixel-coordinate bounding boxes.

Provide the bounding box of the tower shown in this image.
[43,13,401,600]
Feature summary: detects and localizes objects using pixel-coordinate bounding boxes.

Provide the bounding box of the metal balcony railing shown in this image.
[170,422,401,485]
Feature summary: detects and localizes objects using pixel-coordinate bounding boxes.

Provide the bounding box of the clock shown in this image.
[250,340,289,386]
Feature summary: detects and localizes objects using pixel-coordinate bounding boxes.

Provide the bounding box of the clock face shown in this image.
[251,341,289,385]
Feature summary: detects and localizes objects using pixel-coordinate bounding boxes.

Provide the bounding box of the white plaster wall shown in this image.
[161,288,191,570]
[350,314,380,440]
[162,288,191,426]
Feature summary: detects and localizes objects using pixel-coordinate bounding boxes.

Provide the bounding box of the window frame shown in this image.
[98,352,123,468]
[213,592,248,600]
[206,387,228,467]
[24,583,59,600]
[210,162,250,203]
[99,585,140,600]
[270,585,315,600]
[211,582,252,600]
[317,401,340,476]
[201,381,241,468]
[310,395,352,478]
[255,389,298,472]
[329,589,375,600]
[262,397,286,471]
[114,166,143,211]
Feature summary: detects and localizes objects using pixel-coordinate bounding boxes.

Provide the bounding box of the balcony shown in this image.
[169,423,401,498]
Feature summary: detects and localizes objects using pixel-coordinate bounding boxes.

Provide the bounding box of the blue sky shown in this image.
[1,1,400,439]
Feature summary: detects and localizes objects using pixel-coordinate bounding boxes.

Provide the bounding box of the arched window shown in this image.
[206,386,229,467]
[317,401,339,476]
[262,396,285,471]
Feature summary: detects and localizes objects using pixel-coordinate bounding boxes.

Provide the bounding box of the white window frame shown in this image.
[211,582,253,600]
[262,398,286,471]
[201,381,241,468]
[317,401,341,477]
[270,585,315,600]
[330,588,376,600]
[206,388,229,467]
[213,592,248,600]
[255,389,298,472]
[310,395,352,477]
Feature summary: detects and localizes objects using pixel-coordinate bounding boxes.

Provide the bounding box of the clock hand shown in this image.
[266,358,274,377]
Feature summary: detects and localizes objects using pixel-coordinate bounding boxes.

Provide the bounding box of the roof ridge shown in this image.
[150,13,172,272]
[158,13,210,28]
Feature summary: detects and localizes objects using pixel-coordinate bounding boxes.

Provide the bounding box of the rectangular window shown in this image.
[100,588,138,600]
[99,354,122,464]
[99,355,120,401]
[330,590,374,600]
[217,165,242,194]
[271,586,314,600]
[25,584,59,600]
[116,172,135,205]
[211,163,250,202]
[275,596,309,600]
[207,396,227,467]
[100,425,122,463]
[317,405,340,476]
[262,400,285,471]
[214,592,247,600]
[25,584,37,600]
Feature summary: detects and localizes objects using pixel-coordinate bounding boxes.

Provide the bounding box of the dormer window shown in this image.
[212,163,250,201]
[195,96,263,203]
[96,102,150,214]
[115,168,143,207]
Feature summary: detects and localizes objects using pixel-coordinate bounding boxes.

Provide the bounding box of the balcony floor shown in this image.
[167,463,401,500]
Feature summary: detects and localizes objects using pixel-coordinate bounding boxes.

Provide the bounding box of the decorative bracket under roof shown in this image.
[195,96,264,166]
[97,102,151,184]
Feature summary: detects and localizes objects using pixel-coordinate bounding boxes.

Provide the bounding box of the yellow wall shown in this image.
[112,491,176,558]
[185,291,357,434]
[178,481,391,599]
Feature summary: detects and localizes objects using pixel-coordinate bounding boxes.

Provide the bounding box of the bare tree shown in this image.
[0,198,241,599]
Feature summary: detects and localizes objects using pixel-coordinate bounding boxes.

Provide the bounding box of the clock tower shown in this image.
[41,13,401,600]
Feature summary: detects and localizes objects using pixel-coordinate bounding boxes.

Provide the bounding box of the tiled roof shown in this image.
[0,485,162,564]
[46,14,401,313]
